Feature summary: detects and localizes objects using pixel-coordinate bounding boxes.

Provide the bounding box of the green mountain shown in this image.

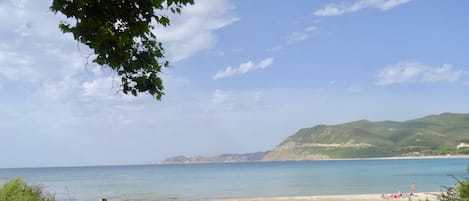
[263,113,469,161]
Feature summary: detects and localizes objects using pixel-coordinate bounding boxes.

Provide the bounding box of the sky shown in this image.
[1,0,469,168]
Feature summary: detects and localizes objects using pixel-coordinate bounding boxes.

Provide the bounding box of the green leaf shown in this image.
[50,0,194,100]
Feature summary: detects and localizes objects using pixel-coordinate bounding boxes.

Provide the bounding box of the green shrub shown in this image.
[457,179,469,199]
[0,178,55,201]
[439,166,469,201]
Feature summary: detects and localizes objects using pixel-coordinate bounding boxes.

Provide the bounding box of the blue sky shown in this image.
[1,0,469,168]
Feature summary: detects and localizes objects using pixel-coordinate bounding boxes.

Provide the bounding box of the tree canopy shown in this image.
[50,0,194,100]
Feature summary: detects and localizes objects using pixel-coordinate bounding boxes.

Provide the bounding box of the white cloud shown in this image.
[314,0,411,16]
[287,26,317,44]
[265,45,284,52]
[36,77,81,101]
[90,66,104,76]
[156,0,238,62]
[375,62,464,85]
[211,89,230,104]
[82,76,119,97]
[210,89,264,112]
[0,0,89,84]
[267,26,317,51]
[213,57,274,80]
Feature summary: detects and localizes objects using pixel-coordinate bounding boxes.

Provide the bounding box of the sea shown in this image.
[0,158,468,201]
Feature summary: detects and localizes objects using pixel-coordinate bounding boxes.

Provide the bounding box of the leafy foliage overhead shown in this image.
[50,0,194,100]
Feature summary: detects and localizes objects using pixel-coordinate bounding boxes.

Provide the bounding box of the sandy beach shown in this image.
[215,192,440,201]
[107,192,441,201]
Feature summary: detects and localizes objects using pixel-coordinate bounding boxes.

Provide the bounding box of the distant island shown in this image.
[160,113,469,164]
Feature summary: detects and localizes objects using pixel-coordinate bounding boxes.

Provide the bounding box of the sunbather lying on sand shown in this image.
[381,192,406,199]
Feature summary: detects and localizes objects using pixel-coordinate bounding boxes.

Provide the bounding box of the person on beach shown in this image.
[410,183,417,196]
[382,193,402,199]
[381,193,390,199]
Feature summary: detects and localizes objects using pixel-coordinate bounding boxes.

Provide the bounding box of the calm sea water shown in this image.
[0,158,468,201]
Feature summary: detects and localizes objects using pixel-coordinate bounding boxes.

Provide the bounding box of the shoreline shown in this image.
[157,155,469,165]
[214,192,441,201]
[293,154,469,161]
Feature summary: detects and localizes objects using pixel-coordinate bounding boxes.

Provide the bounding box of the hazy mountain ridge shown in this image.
[263,112,469,160]
[160,113,469,164]
[159,151,269,164]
